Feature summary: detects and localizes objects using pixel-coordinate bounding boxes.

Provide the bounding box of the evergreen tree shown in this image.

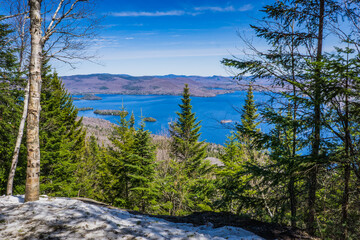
[39,61,86,196]
[237,84,260,138]
[217,86,268,217]
[235,84,261,153]
[0,22,25,195]
[166,84,213,215]
[102,106,133,206]
[320,47,360,238]
[76,135,104,199]
[169,84,207,176]
[221,0,343,235]
[129,121,158,212]
[216,134,248,213]
[103,109,158,211]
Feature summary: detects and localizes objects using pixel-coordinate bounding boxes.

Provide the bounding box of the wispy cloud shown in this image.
[109,10,187,17]
[194,6,235,12]
[102,48,231,60]
[109,4,253,17]
[195,4,253,12]
[238,4,253,12]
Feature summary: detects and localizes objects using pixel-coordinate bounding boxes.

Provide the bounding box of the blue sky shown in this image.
[57,0,269,76]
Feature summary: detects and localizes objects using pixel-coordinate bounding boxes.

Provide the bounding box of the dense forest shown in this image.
[1,0,360,239]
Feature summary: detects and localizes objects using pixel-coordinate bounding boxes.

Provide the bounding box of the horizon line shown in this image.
[60,73,235,78]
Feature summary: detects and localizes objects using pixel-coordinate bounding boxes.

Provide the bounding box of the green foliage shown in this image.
[237,84,260,137]
[39,61,86,197]
[216,134,248,213]
[162,84,215,215]
[75,135,108,200]
[100,109,158,212]
[216,87,268,217]
[236,84,262,155]
[0,22,25,195]
[221,1,360,238]
[169,84,208,176]
[129,122,158,212]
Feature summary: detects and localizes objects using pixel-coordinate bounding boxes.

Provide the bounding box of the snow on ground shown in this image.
[0,195,263,240]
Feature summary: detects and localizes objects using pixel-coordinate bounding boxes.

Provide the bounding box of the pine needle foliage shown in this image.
[169,84,208,176]
[0,22,25,195]
[39,61,86,197]
[102,109,158,211]
[237,84,260,137]
[164,84,214,215]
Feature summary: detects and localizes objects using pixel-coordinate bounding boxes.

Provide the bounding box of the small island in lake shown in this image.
[94,109,128,116]
[78,107,93,111]
[143,117,157,122]
[73,94,102,100]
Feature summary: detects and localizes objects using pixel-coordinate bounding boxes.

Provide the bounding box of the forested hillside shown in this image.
[61,74,246,97]
[1,0,360,239]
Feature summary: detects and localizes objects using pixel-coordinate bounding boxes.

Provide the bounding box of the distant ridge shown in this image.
[61,73,246,97]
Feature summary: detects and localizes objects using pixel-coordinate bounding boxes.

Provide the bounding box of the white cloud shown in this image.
[109,4,253,17]
[109,10,186,17]
[101,48,231,60]
[194,4,253,13]
[194,6,235,12]
[238,4,253,12]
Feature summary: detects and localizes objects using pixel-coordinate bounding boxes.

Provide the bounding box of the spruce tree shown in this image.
[238,84,259,134]
[217,86,266,216]
[167,84,213,215]
[104,110,158,211]
[236,83,260,150]
[216,134,247,213]
[39,61,86,196]
[169,84,207,176]
[129,122,158,212]
[103,106,134,206]
[0,22,25,195]
[221,0,343,235]
[76,135,103,199]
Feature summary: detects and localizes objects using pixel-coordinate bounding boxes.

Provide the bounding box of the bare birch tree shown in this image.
[6,0,30,196]
[4,0,97,196]
[24,0,97,201]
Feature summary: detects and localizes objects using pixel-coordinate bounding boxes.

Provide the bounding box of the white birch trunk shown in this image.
[25,0,42,202]
[6,80,29,195]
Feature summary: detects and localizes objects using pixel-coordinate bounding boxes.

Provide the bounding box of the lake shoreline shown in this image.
[73,91,270,144]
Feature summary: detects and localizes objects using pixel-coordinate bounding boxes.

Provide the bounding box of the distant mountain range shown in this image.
[61,73,259,97]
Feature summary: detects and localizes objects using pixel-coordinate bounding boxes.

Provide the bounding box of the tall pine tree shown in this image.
[0,21,25,195]
[236,83,260,151]
[129,121,158,212]
[103,109,158,211]
[166,84,213,215]
[39,61,86,196]
[169,84,207,176]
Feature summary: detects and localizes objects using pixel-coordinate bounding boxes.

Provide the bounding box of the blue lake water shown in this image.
[73,92,271,145]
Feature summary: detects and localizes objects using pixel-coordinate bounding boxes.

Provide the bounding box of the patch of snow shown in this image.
[0,195,263,240]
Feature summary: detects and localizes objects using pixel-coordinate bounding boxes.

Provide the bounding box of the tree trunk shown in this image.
[342,163,350,239]
[307,0,324,235]
[289,176,296,227]
[290,19,298,228]
[341,60,350,239]
[6,80,29,195]
[25,0,42,202]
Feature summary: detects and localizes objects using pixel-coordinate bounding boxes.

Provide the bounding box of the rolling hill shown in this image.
[61,74,248,97]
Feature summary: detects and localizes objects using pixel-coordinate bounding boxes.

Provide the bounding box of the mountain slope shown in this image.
[61,74,245,97]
